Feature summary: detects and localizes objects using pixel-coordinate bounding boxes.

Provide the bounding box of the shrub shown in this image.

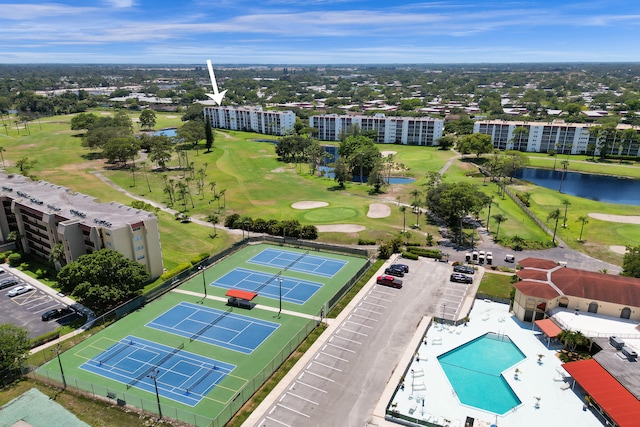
[31,330,60,348]
[407,247,441,259]
[401,251,419,260]
[160,262,192,281]
[35,268,47,279]
[358,238,377,245]
[300,225,318,240]
[224,213,240,228]
[7,253,21,267]
[405,242,421,247]
[378,241,394,259]
[190,253,209,265]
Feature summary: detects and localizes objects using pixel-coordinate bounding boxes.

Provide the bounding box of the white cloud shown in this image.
[103,0,136,8]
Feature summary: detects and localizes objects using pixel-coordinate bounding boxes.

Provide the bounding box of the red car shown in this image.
[376,275,403,289]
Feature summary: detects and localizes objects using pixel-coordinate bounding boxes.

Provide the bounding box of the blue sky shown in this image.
[1,0,639,64]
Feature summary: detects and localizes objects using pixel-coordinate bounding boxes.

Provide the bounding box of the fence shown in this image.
[326,259,373,314]
[249,235,372,258]
[30,310,321,427]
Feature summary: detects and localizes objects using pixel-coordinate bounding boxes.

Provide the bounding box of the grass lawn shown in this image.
[478,271,516,299]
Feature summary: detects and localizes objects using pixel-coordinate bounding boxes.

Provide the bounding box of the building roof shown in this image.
[563,359,640,427]
[534,318,562,338]
[225,289,257,301]
[516,257,640,307]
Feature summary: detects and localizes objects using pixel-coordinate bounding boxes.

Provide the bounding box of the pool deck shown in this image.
[376,300,604,427]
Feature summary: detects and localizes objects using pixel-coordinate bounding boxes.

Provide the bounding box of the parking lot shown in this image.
[0,270,80,338]
[251,256,481,427]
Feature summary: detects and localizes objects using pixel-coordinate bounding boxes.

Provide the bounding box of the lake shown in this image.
[514,168,640,206]
[154,128,177,137]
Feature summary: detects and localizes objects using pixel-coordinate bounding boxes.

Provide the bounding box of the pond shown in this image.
[514,168,640,206]
[154,128,177,137]
[318,166,416,184]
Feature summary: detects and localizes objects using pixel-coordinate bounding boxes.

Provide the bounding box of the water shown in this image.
[437,333,525,414]
[154,128,177,137]
[514,168,640,206]
[317,166,415,184]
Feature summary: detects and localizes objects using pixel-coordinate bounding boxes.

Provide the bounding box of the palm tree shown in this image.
[548,208,561,245]
[0,146,5,168]
[411,200,422,228]
[492,213,507,240]
[577,215,589,242]
[558,160,569,192]
[140,161,151,192]
[485,196,495,231]
[207,214,219,236]
[209,181,217,199]
[561,199,571,227]
[219,189,227,209]
[49,242,66,270]
[399,205,407,233]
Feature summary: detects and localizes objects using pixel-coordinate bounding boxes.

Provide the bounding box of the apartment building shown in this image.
[474,120,640,156]
[0,173,163,278]
[309,113,444,146]
[203,106,296,136]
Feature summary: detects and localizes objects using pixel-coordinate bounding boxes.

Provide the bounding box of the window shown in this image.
[621,307,631,319]
[135,245,144,251]
[134,236,142,241]
[137,255,145,260]
[558,297,569,308]
[588,302,598,313]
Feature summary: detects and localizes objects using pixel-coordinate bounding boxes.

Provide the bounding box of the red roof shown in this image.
[563,359,640,427]
[517,269,549,281]
[534,318,562,338]
[518,257,558,269]
[513,281,560,300]
[225,289,257,301]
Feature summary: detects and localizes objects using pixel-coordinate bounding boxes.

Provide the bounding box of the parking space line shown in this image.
[310,360,342,372]
[338,326,368,337]
[318,351,349,363]
[353,307,381,315]
[276,403,310,418]
[264,415,291,427]
[286,391,319,405]
[345,318,374,329]
[370,288,396,296]
[349,312,378,321]
[303,370,335,382]
[359,300,387,308]
[295,380,328,393]
[325,342,357,353]
[330,335,361,345]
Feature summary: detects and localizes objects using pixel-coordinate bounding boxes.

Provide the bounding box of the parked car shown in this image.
[0,268,6,275]
[390,263,409,273]
[453,265,475,275]
[384,266,405,277]
[450,273,473,284]
[376,275,403,289]
[7,284,35,297]
[41,307,74,321]
[0,278,19,290]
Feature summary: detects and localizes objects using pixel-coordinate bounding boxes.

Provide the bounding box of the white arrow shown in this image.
[205,59,227,105]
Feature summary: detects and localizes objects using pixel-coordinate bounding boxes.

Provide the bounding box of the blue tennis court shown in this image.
[213,267,322,304]
[146,301,279,354]
[247,247,346,278]
[80,336,235,406]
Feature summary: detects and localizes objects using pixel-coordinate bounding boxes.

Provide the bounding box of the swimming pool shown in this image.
[155,128,177,137]
[437,332,525,414]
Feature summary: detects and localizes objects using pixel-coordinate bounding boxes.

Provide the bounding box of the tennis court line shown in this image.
[247,248,347,278]
[171,289,322,322]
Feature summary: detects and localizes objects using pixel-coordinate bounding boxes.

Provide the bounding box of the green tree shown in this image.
[49,242,66,270]
[177,120,206,149]
[204,120,214,152]
[511,126,529,151]
[332,157,352,188]
[437,134,456,150]
[492,213,507,240]
[561,199,571,227]
[577,215,589,242]
[367,160,387,193]
[181,103,205,122]
[70,112,98,130]
[139,109,156,130]
[621,246,640,278]
[57,249,149,313]
[547,208,561,245]
[457,133,493,158]
[103,137,139,166]
[0,324,31,385]
[149,135,173,169]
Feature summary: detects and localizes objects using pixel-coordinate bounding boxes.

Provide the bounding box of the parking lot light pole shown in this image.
[53,345,66,389]
[148,369,162,420]
[199,265,207,299]
[442,304,446,324]
[278,278,283,318]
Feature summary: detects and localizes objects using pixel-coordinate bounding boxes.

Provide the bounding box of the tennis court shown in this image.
[146,301,279,354]
[247,247,347,278]
[80,335,235,407]
[213,267,323,304]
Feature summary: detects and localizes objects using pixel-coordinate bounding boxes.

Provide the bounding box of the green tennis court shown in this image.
[37,243,369,426]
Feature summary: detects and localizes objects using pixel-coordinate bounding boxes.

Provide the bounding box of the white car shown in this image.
[7,285,35,297]
[0,268,6,274]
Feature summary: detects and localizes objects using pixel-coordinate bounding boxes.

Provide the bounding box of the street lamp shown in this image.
[53,345,66,389]
[442,304,446,324]
[278,277,283,318]
[199,265,207,299]
[148,368,162,420]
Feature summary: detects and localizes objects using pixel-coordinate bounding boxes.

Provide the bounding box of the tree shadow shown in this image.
[80,152,103,160]
[327,184,346,191]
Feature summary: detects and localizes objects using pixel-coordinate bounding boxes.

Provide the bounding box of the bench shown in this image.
[621,347,638,360]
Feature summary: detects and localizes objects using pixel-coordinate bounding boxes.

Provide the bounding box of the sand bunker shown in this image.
[367,203,391,218]
[588,213,640,224]
[291,201,329,209]
[316,224,366,233]
[610,245,628,255]
[381,151,397,157]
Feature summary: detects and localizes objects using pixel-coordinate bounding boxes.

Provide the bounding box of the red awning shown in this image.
[563,359,640,427]
[225,289,257,301]
[535,318,562,338]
